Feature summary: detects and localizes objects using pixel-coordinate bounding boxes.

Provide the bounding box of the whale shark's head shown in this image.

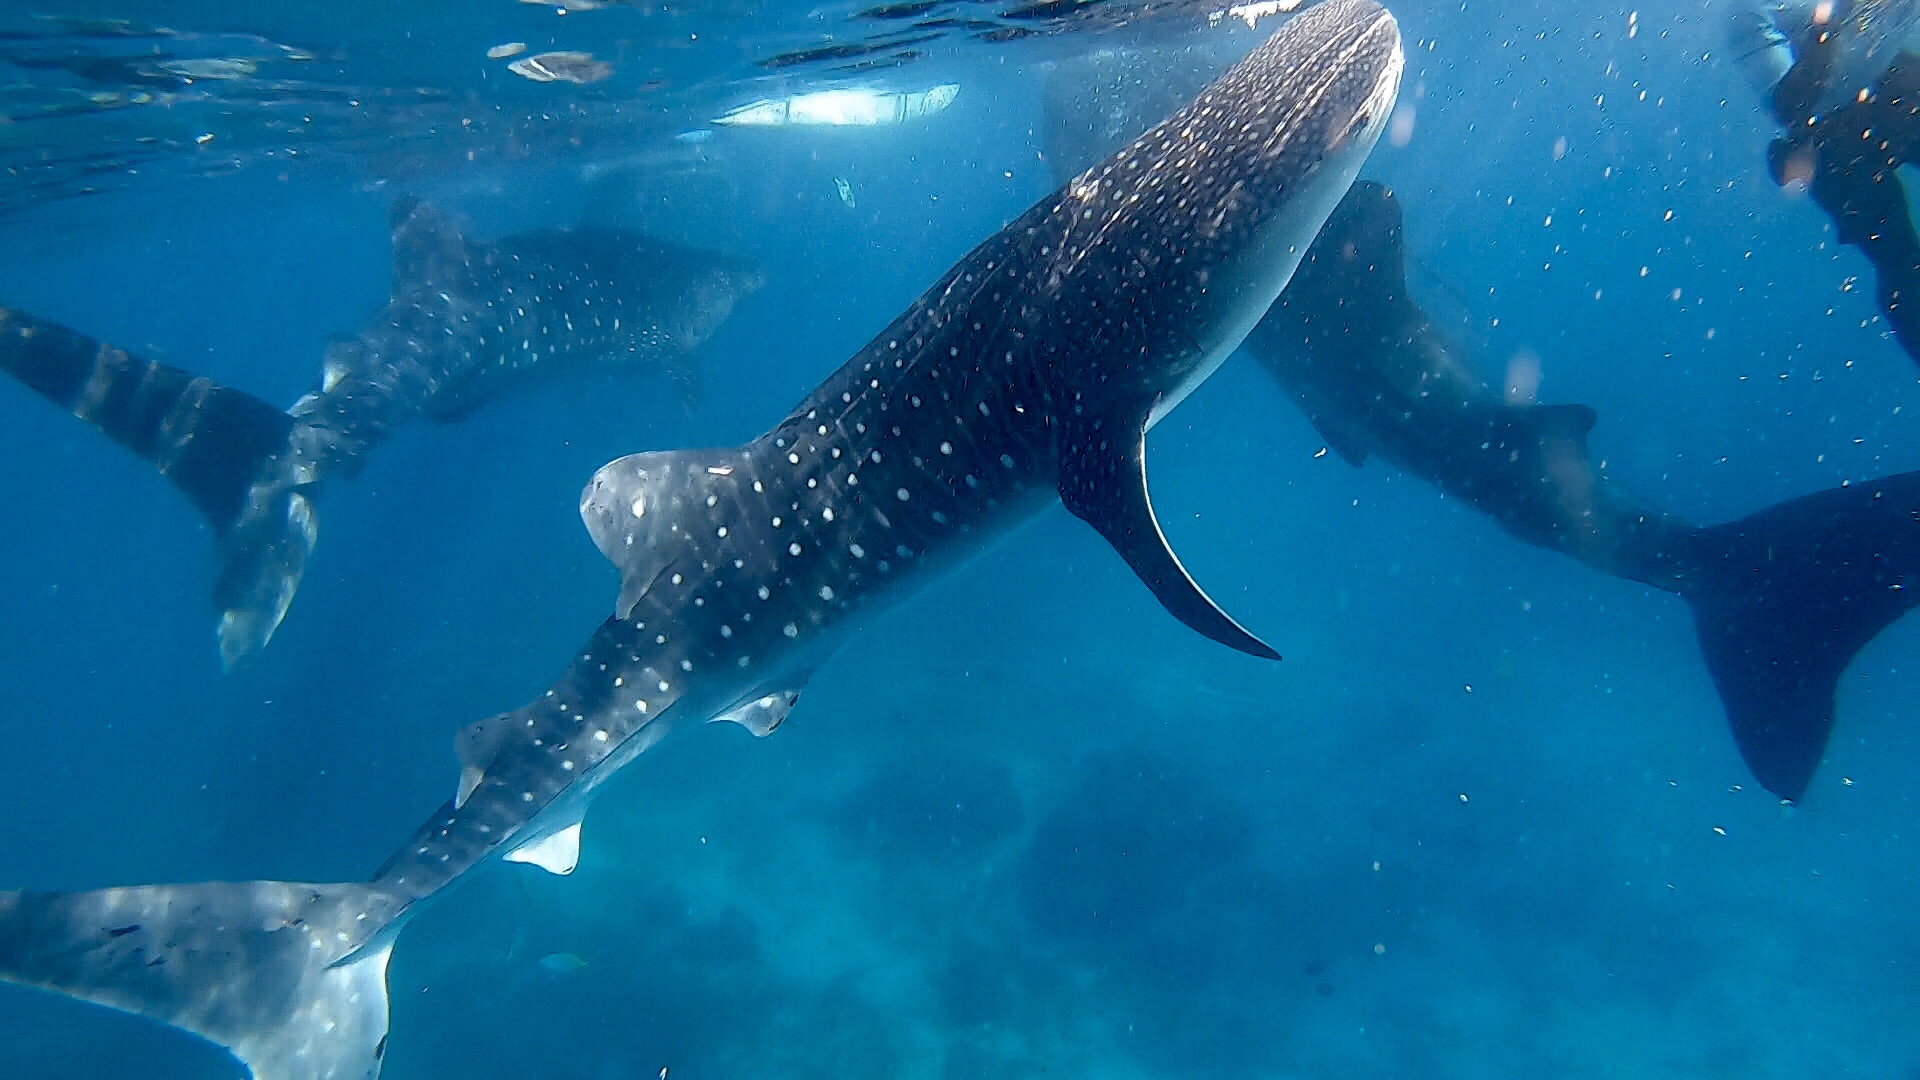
[1042,0,1403,421]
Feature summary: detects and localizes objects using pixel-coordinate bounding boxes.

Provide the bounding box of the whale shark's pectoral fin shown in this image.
[505,821,583,876]
[712,689,802,737]
[1059,414,1281,661]
[579,447,757,619]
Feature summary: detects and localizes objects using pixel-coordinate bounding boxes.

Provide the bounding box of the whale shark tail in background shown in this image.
[1245,179,1920,803]
[2,199,767,666]
[1679,472,1920,802]
[0,306,314,667]
[0,881,411,1080]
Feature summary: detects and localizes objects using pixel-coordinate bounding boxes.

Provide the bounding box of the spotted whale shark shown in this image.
[0,4,1403,1077]
[1249,180,1920,803]
[1045,50,1918,802]
[0,200,765,666]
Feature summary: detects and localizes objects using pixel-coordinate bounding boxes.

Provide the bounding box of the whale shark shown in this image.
[0,4,1403,1077]
[1044,52,1917,801]
[0,200,766,666]
[1248,180,1919,803]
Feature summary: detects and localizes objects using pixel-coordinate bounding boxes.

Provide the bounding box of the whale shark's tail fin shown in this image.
[0,307,294,530]
[1681,471,1920,802]
[0,880,409,1080]
[0,306,316,665]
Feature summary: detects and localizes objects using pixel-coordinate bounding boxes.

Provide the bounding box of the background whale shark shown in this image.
[1044,54,1918,803]
[0,201,765,666]
[1251,181,1919,804]
[0,4,1402,1077]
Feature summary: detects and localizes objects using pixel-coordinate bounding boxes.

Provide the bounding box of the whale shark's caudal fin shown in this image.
[0,307,294,533]
[1681,471,1920,802]
[0,881,409,1080]
[0,306,317,666]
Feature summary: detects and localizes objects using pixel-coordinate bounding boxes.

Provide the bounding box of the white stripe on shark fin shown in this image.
[710,689,801,737]
[504,822,582,876]
[577,447,755,619]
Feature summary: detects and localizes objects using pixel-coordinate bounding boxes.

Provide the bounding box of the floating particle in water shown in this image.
[488,42,528,59]
[509,50,613,84]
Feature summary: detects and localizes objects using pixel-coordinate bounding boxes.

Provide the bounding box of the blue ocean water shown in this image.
[0,1,1914,1077]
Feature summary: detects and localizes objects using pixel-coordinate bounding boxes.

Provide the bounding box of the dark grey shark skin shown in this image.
[1250,182,1698,589]
[0,5,1403,1079]
[0,201,765,666]
[1045,39,1920,804]
[1251,181,1920,803]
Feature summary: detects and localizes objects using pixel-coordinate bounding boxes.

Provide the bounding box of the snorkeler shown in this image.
[1728,0,1920,365]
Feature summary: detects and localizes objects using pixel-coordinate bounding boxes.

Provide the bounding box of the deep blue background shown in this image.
[0,2,1914,1077]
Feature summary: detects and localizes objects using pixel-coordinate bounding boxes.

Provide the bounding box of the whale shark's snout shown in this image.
[1182,0,1402,338]
[1048,0,1401,428]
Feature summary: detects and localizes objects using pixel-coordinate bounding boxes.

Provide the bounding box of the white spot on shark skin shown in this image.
[631,497,646,519]
[784,623,800,637]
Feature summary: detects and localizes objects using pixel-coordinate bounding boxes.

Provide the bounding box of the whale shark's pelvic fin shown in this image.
[712,690,802,737]
[1059,415,1281,661]
[505,821,583,876]
[0,881,406,1080]
[0,307,294,534]
[1683,470,1920,801]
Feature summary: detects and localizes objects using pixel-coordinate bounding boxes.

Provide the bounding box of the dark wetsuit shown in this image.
[1767,24,1920,364]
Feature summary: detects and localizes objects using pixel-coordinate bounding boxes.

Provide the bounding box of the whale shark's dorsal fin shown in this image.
[579,447,757,619]
[453,711,517,809]
[1059,415,1282,661]
[505,821,583,876]
[387,197,470,296]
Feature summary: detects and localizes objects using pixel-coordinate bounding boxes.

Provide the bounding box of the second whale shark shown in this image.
[0,200,766,665]
[1044,43,1920,803]
[0,4,1403,1078]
